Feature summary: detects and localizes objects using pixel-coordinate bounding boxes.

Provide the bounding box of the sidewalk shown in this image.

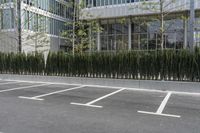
[0,74,199,93]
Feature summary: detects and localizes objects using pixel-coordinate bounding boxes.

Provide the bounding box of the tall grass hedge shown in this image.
[0,49,200,82]
[0,52,45,75]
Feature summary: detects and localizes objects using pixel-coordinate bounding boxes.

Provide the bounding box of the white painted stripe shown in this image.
[19,96,44,101]
[32,85,85,99]
[0,81,20,85]
[2,79,200,96]
[71,88,125,108]
[137,91,181,118]
[86,88,125,105]
[0,83,50,93]
[156,92,172,114]
[19,85,85,100]
[138,111,181,118]
[71,103,102,108]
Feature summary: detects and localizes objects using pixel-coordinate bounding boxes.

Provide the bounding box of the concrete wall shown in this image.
[22,31,50,53]
[0,29,66,59]
[81,0,200,20]
[22,30,66,53]
[22,30,66,59]
[0,30,18,53]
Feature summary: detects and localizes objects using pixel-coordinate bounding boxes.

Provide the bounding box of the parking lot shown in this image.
[0,79,200,133]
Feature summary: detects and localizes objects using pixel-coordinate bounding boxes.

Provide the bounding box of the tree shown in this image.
[62,0,103,55]
[131,0,189,50]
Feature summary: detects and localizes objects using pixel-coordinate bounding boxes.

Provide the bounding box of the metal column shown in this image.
[184,19,188,48]
[128,19,132,50]
[189,0,195,51]
[97,23,101,52]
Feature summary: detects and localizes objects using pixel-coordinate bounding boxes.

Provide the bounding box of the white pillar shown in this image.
[184,19,188,48]
[189,0,195,50]
[64,6,67,18]
[89,24,92,52]
[128,19,132,50]
[97,29,101,51]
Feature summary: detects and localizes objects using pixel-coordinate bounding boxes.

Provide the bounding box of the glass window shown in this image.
[1,9,14,29]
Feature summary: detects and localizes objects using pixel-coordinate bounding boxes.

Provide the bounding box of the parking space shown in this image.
[2,84,77,98]
[49,86,118,105]
[92,90,167,113]
[0,80,15,84]
[165,94,200,117]
[0,82,48,92]
[0,79,199,133]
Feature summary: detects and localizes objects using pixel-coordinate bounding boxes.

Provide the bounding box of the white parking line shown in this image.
[70,103,103,108]
[0,81,21,85]
[157,92,172,114]
[19,85,85,101]
[71,88,125,108]
[0,83,50,93]
[137,111,181,118]
[138,91,181,118]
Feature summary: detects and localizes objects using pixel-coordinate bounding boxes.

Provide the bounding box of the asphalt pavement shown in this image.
[0,79,199,133]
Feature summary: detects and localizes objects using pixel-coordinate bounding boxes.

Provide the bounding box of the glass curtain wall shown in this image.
[23,10,68,36]
[0,9,14,29]
[164,19,184,49]
[0,0,14,30]
[23,0,72,19]
[133,18,184,50]
[99,17,184,51]
[147,19,184,50]
[100,19,128,51]
[195,13,200,47]
[22,0,71,36]
[132,22,148,50]
[0,0,14,4]
[85,0,150,8]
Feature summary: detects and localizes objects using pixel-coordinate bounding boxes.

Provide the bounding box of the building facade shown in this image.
[0,0,72,54]
[81,0,200,51]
